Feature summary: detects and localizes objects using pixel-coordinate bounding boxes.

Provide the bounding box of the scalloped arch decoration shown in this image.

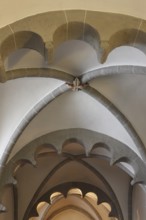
[1,10,146,81]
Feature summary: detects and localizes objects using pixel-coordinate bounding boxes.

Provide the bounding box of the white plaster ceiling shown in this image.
[11,90,137,158]
[0,78,64,158]
[90,74,146,148]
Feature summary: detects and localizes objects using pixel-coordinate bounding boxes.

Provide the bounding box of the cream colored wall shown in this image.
[0,0,146,28]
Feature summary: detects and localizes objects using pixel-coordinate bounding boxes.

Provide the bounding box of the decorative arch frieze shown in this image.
[0,128,146,191]
[0,10,146,81]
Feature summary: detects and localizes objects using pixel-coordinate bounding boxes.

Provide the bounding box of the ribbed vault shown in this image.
[0,9,146,220]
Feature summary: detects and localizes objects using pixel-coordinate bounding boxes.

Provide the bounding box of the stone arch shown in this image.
[1,128,142,219]
[101,29,146,63]
[0,31,45,62]
[1,128,146,191]
[81,65,146,84]
[29,182,120,220]
[53,22,102,62]
[5,66,74,81]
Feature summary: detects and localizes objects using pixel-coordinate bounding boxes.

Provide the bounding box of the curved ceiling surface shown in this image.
[0,9,146,162]
[0,0,146,28]
[1,5,146,220]
[11,90,137,157]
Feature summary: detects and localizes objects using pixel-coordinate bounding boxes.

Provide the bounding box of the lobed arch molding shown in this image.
[1,128,146,191]
[1,10,146,81]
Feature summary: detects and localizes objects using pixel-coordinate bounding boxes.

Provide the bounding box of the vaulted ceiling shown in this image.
[0,2,146,220]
